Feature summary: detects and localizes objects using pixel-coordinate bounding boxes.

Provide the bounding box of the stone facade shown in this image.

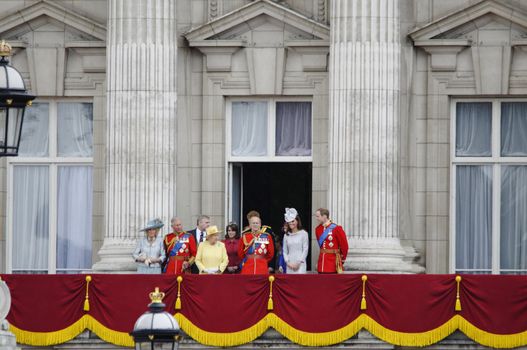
[1,0,527,347]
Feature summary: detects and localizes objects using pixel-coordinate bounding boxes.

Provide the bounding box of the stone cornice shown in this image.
[409,0,527,41]
[0,0,106,42]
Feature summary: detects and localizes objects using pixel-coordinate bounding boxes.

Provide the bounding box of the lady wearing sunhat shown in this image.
[132,218,166,274]
[195,225,229,274]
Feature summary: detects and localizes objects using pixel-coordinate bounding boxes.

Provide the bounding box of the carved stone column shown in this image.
[328,0,422,272]
[93,0,177,271]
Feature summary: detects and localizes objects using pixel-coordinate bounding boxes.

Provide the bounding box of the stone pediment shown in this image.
[185,0,329,46]
[409,0,527,44]
[409,0,527,93]
[185,0,329,78]
[0,0,106,95]
[0,0,106,44]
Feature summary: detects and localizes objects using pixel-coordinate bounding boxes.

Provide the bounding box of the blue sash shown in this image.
[169,234,189,257]
[318,223,336,247]
[241,233,268,266]
[163,234,188,273]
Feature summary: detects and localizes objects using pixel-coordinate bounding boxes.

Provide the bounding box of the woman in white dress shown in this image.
[282,208,309,274]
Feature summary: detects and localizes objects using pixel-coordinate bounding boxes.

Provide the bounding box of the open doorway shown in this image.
[229,162,312,269]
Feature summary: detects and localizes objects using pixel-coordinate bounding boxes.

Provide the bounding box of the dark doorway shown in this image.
[239,162,312,270]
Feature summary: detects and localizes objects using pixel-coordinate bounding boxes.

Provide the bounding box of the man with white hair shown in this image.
[163,217,197,274]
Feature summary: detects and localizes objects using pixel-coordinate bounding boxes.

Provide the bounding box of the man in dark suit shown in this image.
[188,215,211,274]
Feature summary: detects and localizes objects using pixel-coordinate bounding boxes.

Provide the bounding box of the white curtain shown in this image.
[56,166,93,272]
[18,103,49,157]
[501,102,527,156]
[57,103,93,157]
[231,102,267,156]
[275,102,312,156]
[456,165,492,272]
[12,166,49,272]
[456,102,492,156]
[501,166,527,272]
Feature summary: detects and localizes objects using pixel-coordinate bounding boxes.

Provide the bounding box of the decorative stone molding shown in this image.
[208,0,221,21]
[409,0,527,94]
[0,0,106,96]
[315,0,328,24]
[186,0,329,93]
[289,45,329,72]
[413,40,470,72]
[409,0,527,42]
[246,47,286,95]
[193,44,242,72]
[69,44,106,74]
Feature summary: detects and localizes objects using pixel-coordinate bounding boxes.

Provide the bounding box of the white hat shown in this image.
[284,208,298,223]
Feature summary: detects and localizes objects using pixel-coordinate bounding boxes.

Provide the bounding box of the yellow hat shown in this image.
[206,225,222,237]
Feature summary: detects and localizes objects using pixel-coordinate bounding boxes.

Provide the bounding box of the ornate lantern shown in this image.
[0,40,36,157]
[130,287,181,350]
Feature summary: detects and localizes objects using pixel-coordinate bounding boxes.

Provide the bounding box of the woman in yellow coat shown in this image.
[195,226,229,274]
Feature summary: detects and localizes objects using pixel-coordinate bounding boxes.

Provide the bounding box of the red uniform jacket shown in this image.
[238,231,274,275]
[164,232,197,275]
[315,223,348,273]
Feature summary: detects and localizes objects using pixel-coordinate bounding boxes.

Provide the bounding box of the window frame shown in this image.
[450,98,527,275]
[226,96,313,163]
[6,98,93,274]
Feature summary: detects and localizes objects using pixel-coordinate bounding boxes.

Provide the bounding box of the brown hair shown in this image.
[286,216,304,233]
[246,210,260,220]
[225,223,240,239]
[316,208,330,218]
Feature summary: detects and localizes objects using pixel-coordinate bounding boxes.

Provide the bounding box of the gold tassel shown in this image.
[455,275,462,311]
[267,276,275,311]
[360,275,367,310]
[175,276,183,310]
[84,275,91,312]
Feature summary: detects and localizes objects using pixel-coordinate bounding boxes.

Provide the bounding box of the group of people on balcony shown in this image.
[132,207,348,274]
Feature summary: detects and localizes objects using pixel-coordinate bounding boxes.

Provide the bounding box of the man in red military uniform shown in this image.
[163,217,197,274]
[315,208,348,273]
[238,213,274,274]
[241,210,276,272]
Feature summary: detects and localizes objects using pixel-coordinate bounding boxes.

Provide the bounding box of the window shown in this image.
[227,98,312,161]
[7,100,93,274]
[451,100,527,274]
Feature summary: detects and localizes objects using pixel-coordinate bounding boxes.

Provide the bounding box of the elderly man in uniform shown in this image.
[241,210,278,272]
[238,213,275,274]
[163,217,197,274]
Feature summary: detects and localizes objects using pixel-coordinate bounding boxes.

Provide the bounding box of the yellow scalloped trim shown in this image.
[8,314,527,348]
[267,313,362,346]
[175,313,269,347]
[269,314,527,348]
[9,315,133,347]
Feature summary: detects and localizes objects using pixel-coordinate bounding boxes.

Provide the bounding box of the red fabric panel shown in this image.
[1,274,85,332]
[459,275,527,334]
[363,274,456,332]
[87,275,178,332]
[179,274,268,332]
[273,274,362,332]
